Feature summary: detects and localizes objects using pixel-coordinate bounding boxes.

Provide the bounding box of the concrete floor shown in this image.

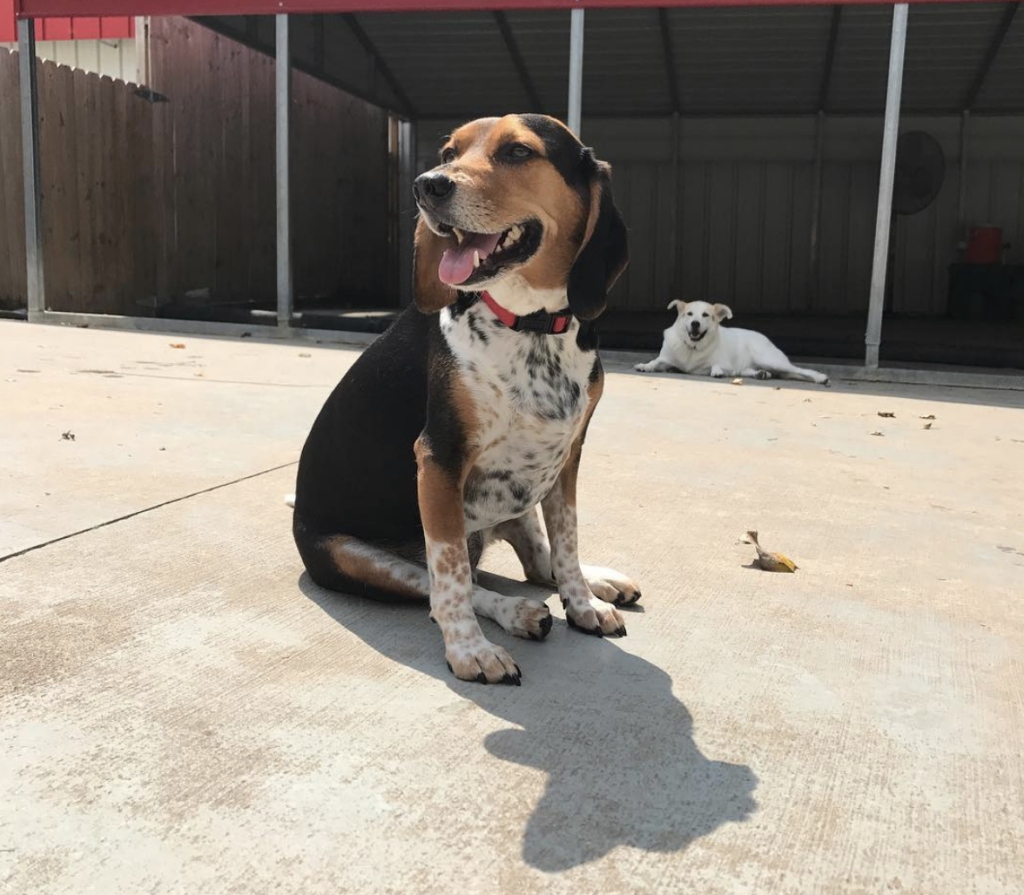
[2,321,1023,895]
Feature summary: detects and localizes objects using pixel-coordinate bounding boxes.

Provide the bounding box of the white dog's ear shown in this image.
[668,299,686,315]
[712,303,733,322]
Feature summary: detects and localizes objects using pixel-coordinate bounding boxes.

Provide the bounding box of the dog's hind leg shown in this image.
[771,360,829,385]
[294,516,551,640]
[751,340,830,385]
[496,508,642,607]
[492,509,555,585]
[294,515,431,601]
[579,564,642,606]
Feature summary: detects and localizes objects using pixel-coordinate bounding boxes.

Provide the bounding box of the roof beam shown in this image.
[493,11,544,113]
[341,12,417,119]
[194,15,404,116]
[817,5,842,112]
[15,0,967,16]
[313,13,325,70]
[963,2,1019,111]
[658,8,681,115]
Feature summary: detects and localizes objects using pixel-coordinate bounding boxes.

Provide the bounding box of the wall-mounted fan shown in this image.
[887,131,946,311]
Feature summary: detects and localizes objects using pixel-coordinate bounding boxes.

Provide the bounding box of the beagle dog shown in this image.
[292,114,638,685]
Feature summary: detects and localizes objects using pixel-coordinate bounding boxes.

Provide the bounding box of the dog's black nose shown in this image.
[413,172,455,204]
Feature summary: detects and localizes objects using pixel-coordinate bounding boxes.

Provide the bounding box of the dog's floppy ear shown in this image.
[567,157,629,321]
[712,303,733,322]
[668,299,686,315]
[413,217,457,313]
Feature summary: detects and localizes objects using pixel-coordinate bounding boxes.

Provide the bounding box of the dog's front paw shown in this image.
[446,638,522,685]
[710,365,726,378]
[565,600,627,637]
[634,362,655,373]
[581,564,642,606]
[754,370,772,380]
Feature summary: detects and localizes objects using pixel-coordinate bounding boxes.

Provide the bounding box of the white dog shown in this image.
[634,300,829,385]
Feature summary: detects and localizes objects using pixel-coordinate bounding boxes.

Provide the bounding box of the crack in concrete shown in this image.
[0,461,298,566]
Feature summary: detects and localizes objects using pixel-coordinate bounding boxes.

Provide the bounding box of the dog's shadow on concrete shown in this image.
[298,571,758,873]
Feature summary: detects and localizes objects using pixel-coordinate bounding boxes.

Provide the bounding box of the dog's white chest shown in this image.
[441,304,595,532]
[663,325,715,373]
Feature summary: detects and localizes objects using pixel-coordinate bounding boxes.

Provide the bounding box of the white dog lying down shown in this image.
[634,300,829,385]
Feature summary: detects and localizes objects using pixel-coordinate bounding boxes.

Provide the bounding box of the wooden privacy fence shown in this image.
[0,17,392,315]
[0,48,28,310]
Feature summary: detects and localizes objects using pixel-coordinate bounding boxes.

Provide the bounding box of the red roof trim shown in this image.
[13,0,1000,18]
[3,0,133,39]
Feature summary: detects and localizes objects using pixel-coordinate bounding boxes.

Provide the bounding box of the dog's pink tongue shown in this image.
[438,232,502,285]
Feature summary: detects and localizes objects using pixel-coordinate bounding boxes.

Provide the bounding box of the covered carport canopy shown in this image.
[12,0,1023,367]
[16,0,1024,119]
[207,2,1021,121]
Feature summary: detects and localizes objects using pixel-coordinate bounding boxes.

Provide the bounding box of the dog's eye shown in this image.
[702,313,709,318]
[686,312,693,316]
[440,147,457,164]
[505,143,534,162]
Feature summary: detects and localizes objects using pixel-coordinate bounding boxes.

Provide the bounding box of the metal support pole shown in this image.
[18,18,45,318]
[276,14,293,330]
[398,119,417,308]
[864,3,908,371]
[957,109,970,238]
[134,16,151,85]
[567,8,584,137]
[808,110,825,306]
[669,112,681,296]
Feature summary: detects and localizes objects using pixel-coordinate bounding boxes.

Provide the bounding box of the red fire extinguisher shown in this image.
[964,225,1003,264]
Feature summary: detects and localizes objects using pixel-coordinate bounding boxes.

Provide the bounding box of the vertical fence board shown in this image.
[0,50,27,309]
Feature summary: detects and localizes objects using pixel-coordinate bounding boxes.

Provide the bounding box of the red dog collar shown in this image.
[480,291,573,335]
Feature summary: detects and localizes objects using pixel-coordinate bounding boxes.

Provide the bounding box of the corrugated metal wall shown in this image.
[418,114,1024,317]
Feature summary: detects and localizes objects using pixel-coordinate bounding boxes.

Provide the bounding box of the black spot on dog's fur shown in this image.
[519,113,595,193]
[467,312,490,345]
[509,480,530,504]
[449,292,478,323]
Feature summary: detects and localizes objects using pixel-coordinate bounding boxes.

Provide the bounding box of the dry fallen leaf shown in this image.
[169,342,186,349]
[299,352,311,358]
[923,422,933,430]
[741,531,797,573]
[920,414,936,420]
[871,431,885,437]
[731,378,744,385]
[61,430,75,441]
[878,411,896,418]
